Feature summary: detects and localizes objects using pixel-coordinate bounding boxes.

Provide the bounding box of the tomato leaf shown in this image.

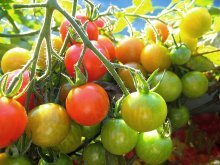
[208,7,220,15]
[195,0,213,6]
[213,16,220,32]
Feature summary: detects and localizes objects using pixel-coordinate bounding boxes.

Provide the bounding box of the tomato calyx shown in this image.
[157,119,172,138]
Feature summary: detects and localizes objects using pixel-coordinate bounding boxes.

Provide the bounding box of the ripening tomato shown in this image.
[97,35,116,61]
[66,83,109,126]
[145,20,169,42]
[181,71,208,98]
[59,82,72,104]
[135,130,173,164]
[64,41,110,82]
[140,44,171,73]
[121,91,167,132]
[1,47,31,73]
[151,71,182,102]
[38,154,72,165]
[101,119,138,155]
[26,103,71,147]
[115,37,145,63]
[81,124,101,139]
[180,7,212,38]
[0,97,27,148]
[0,153,31,165]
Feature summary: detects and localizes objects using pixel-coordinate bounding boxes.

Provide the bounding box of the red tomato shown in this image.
[94,18,105,28]
[0,97,27,148]
[66,83,109,126]
[98,35,116,61]
[64,41,110,82]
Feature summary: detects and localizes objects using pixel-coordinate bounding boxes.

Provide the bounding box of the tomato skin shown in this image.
[180,7,211,38]
[145,20,169,42]
[140,44,171,73]
[66,83,109,126]
[170,45,191,65]
[0,153,31,165]
[121,91,167,132]
[81,123,101,139]
[38,154,72,165]
[135,130,173,164]
[94,18,105,28]
[0,97,27,148]
[97,35,115,61]
[101,119,138,155]
[181,71,208,98]
[1,47,31,73]
[115,38,145,63]
[151,71,182,102]
[26,103,70,147]
[64,41,110,82]
[59,82,72,104]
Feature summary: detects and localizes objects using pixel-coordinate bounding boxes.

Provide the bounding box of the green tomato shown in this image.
[121,91,167,132]
[135,130,173,165]
[81,124,101,139]
[168,106,190,129]
[181,71,208,98]
[101,119,138,155]
[170,45,191,65]
[151,71,182,102]
[0,153,31,165]
[38,154,72,165]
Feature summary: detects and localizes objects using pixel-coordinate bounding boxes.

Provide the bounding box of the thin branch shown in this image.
[13,3,46,9]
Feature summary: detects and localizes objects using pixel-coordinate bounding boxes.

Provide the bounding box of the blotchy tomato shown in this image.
[26,103,70,147]
[115,37,145,64]
[66,83,109,126]
[0,97,27,148]
[0,153,31,165]
[121,91,167,132]
[64,41,110,82]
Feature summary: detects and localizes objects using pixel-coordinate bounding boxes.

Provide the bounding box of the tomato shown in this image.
[151,71,182,102]
[1,47,31,73]
[168,106,190,129]
[135,130,173,164]
[59,82,72,104]
[0,153,31,165]
[26,103,70,147]
[54,121,82,153]
[38,154,72,165]
[118,62,147,92]
[181,71,208,98]
[81,123,101,139]
[170,45,191,65]
[145,20,169,42]
[97,35,115,61]
[94,18,105,28]
[121,91,167,132]
[66,83,109,126]
[0,97,27,148]
[180,7,211,38]
[180,32,198,52]
[83,142,105,165]
[140,44,171,73]
[32,36,63,70]
[101,119,138,155]
[115,37,145,63]
[64,41,110,82]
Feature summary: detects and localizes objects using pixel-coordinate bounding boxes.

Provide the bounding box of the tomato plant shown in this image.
[0,153,31,165]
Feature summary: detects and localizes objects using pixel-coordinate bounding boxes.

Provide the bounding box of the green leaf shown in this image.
[6,73,23,98]
[208,7,220,15]
[214,16,220,32]
[195,0,213,6]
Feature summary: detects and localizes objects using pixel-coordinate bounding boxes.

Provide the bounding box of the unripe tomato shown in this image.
[59,82,72,104]
[81,124,101,139]
[170,45,191,65]
[115,37,145,63]
[0,153,31,165]
[1,47,31,73]
[118,62,147,92]
[140,44,171,73]
[151,71,182,102]
[101,119,138,155]
[121,91,167,132]
[26,103,71,147]
[38,154,72,165]
[66,83,109,126]
[145,20,169,42]
[0,97,27,148]
[180,32,198,52]
[181,71,208,98]
[135,130,173,164]
[180,7,212,38]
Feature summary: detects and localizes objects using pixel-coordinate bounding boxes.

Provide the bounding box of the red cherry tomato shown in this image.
[94,18,105,28]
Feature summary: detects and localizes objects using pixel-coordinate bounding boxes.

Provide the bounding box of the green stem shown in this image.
[75,46,87,68]
[13,3,46,9]
[124,16,134,37]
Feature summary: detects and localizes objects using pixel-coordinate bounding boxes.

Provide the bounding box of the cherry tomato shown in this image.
[1,47,31,73]
[101,119,138,155]
[59,82,72,104]
[115,37,145,63]
[135,130,173,164]
[66,83,109,126]
[181,71,208,98]
[64,41,110,82]
[97,35,116,61]
[140,44,171,73]
[26,103,71,147]
[170,45,191,65]
[0,97,27,148]
[94,18,105,28]
[151,71,182,102]
[145,20,169,42]
[0,153,31,165]
[121,91,167,132]
[180,7,211,38]
[38,154,72,165]
[81,123,101,139]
